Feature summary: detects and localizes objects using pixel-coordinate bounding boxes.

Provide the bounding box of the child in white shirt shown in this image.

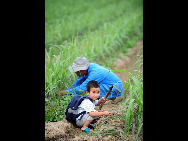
[76,80,111,133]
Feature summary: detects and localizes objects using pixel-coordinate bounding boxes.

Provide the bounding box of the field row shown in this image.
[45,0,142,49]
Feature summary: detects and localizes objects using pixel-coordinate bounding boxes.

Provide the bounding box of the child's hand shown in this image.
[104,111,111,116]
[101,97,106,102]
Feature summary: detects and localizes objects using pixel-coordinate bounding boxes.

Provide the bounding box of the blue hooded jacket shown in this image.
[65,63,123,99]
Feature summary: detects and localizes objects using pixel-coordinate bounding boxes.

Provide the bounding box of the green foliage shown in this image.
[121,60,143,139]
[45,94,72,122]
[45,2,143,139]
[45,92,87,122]
[45,0,143,51]
[45,0,142,49]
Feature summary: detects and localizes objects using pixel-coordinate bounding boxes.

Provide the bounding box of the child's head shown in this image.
[86,80,100,101]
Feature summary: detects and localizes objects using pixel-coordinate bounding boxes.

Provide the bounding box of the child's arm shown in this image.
[89,111,111,117]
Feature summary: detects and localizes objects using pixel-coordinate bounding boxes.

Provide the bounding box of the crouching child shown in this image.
[65,80,111,133]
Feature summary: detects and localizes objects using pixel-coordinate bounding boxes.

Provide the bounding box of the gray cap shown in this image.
[68,57,89,72]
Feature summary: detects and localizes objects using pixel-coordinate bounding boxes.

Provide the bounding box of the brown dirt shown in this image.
[45,40,143,141]
[112,40,143,83]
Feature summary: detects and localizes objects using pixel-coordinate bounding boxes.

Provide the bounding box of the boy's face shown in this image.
[86,87,100,101]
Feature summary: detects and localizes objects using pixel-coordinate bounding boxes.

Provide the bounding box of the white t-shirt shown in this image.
[76,99,98,121]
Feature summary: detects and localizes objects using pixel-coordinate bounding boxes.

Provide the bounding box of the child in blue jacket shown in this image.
[61,57,123,101]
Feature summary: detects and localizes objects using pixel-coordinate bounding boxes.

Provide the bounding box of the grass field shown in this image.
[45,0,143,139]
[45,0,143,51]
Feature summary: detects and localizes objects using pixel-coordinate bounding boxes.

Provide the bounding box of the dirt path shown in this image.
[45,40,143,141]
[113,40,143,83]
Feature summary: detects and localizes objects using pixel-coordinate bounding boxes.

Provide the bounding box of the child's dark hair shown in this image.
[86,80,100,92]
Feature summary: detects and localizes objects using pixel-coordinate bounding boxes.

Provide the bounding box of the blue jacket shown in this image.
[65,63,123,99]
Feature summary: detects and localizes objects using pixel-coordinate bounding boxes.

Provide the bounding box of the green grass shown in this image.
[121,48,143,139]
[45,0,143,97]
[45,0,143,139]
[122,71,143,138]
[45,0,143,50]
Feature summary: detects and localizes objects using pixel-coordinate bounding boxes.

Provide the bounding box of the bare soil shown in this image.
[113,40,143,83]
[45,40,143,141]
